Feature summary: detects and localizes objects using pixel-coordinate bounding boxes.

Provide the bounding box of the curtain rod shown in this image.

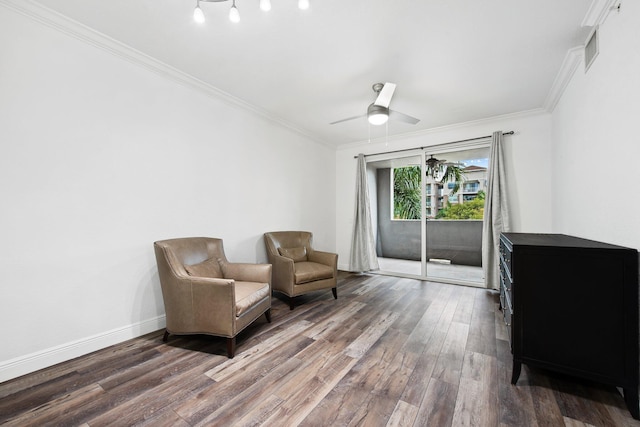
[353,131,515,159]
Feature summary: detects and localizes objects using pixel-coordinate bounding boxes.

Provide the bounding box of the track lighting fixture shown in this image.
[298,0,310,10]
[193,0,309,24]
[193,0,205,24]
[259,0,271,12]
[229,0,240,23]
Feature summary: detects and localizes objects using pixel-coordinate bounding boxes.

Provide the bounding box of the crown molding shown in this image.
[339,108,548,151]
[543,0,618,113]
[543,46,583,113]
[0,0,330,147]
[582,0,617,27]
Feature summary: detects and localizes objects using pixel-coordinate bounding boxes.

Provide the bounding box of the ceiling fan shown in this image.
[330,82,420,126]
[426,155,445,171]
[426,155,464,179]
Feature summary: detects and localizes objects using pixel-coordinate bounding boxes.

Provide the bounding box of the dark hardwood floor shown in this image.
[1,272,638,426]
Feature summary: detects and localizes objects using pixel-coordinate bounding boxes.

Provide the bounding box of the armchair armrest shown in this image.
[222,262,272,284]
[187,276,236,335]
[308,250,338,268]
[162,276,236,327]
[188,276,235,305]
[270,254,295,292]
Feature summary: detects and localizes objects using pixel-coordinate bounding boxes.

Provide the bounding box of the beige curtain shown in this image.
[482,131,510,290]
[349,154,379,272]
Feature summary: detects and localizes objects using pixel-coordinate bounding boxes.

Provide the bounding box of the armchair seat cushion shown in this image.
[294,262,334,284]
[235,281,270,316]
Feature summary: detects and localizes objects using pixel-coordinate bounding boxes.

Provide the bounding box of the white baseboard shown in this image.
[0,315,166,383]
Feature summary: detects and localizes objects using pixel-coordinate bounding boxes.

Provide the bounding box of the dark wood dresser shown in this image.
[499,232,639,419]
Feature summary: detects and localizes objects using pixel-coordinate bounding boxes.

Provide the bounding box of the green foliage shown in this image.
[393,164,480,220]
[436,196,485,219]
[393,166,421,219]
[439,165,465,195]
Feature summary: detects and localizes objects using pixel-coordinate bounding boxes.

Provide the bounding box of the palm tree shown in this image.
[426,161,467,218]
[393,166,421,219]
[394,163,467,220]
[426,157,466,194]
[438,164,465,194]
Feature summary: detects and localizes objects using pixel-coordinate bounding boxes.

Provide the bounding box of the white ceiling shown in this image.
[32,0,592,147]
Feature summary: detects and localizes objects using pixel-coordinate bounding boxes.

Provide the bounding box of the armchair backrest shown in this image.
[264,231,313,260]
[161,237,227,265]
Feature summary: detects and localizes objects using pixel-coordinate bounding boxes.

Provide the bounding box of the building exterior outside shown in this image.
[426,165,487,218]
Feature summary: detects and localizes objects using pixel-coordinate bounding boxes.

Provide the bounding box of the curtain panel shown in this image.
[349,154,379,272]
[482,131,510,289]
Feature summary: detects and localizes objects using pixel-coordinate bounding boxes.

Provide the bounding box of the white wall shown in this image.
[551,2,640,250]
[0,6,335,381]
[336,111,555,271]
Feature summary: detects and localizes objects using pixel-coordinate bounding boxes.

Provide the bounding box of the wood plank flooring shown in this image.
[1,272,639,426]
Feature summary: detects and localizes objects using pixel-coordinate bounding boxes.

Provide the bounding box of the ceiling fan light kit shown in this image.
[367,104,389,125]
[330,82,420,127]
[193,0,309,24]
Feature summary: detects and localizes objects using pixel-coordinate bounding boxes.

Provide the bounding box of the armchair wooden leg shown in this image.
[289,297,295,310]
[226,337,236,359]
[162,330,169,342]
[332,287,337,300]
[265,309,272,323]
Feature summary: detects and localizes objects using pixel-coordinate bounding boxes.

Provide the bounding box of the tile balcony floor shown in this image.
[376,257,485,287]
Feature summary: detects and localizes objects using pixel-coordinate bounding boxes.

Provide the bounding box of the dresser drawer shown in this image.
[500,283,513,344]
[503,303,512,344]
[499,238,513,274]
[499,261,513,303]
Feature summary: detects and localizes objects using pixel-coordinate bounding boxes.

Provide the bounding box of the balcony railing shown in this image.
[377,219,483,267]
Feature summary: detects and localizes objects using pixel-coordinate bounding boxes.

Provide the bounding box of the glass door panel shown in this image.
[424,146,489,286]
[367,154,424,278]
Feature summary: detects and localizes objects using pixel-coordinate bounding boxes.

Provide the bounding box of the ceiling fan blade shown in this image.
[329,114,365,125]
[374,82,396,107]
[389,110,420,125]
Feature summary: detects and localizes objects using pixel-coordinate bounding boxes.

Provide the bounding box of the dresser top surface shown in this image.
[501,233,637,252]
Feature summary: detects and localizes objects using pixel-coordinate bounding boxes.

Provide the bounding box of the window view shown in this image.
[393,154,489,221]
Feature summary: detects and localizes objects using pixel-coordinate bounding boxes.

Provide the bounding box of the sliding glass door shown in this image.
[367,144,489,287]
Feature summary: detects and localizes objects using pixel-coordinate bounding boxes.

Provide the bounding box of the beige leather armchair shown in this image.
[154,237,271,358]
[264,231,338,310]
